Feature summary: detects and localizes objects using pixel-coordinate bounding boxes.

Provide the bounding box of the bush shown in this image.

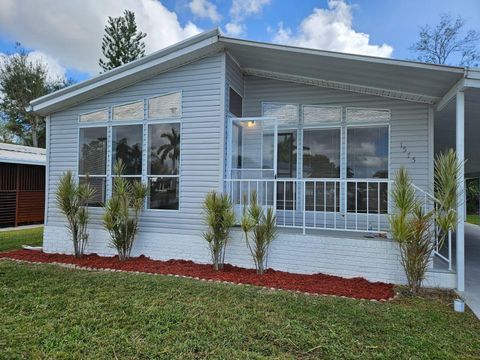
[55,171,95,258]
[390,150,462,294]
[241,192,277,275]
[103,161,148,261]
[389,167,435,294]
[202,191,236,270]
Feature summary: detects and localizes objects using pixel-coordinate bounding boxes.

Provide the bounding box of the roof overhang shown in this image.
[29,29,223,116]
[29,29,474,116]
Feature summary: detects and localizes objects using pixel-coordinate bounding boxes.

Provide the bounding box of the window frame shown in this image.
[76,91,183,211]
[228,87,243,118]
[145,120,182,212]
[76,125,109,207]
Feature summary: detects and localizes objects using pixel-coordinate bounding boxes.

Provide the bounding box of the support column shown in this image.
[456,90,465,292]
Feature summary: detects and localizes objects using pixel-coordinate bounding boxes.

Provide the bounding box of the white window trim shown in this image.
[76,92,183,211]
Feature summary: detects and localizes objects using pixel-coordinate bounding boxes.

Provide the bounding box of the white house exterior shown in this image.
[29,29,480,291]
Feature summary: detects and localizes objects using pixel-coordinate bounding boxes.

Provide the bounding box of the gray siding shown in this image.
[243,76,431,191]
[47,54,225,235]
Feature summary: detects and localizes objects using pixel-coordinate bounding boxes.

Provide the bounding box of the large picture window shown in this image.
[347,126,389,213]
[147,123,181,210]
[112,125,143,176]
[78,127,107,206]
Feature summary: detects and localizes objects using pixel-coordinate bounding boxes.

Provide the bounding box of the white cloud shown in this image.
[272,0,393,58]
[230,0,271,22]
[0,0,202,74]
[189,0,220,22]
[226,0,271,37]
[224,22,245,37]
[27,51,66,81]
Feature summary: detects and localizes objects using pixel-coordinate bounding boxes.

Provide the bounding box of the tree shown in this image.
[0,43,72,147]
[99,10,147,72]
[156,127,180,172]
[410,14,479,66]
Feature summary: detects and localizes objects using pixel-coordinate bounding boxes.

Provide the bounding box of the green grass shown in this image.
[467,214,480,225]
[0,226,43,252]
[0,262,479,359]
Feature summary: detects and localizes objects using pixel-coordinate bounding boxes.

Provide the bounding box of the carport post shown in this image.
[456,90,465,292]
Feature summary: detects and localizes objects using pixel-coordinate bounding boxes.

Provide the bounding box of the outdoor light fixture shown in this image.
[247,120,255,128]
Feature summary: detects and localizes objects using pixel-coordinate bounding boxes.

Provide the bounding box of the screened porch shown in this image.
[225,104,426,234]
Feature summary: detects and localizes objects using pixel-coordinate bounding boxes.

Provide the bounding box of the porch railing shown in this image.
[225,178,391,234]
[225,178,453,270]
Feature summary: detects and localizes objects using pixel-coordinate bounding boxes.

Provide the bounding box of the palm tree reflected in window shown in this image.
[148,123,181,210]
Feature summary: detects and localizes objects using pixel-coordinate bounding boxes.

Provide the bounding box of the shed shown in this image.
[0,143,46,227]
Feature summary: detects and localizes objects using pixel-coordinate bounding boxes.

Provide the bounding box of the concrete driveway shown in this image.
[464,223,480,318]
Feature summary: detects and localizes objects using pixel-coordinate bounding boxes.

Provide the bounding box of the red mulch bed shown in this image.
[0,250,394,301]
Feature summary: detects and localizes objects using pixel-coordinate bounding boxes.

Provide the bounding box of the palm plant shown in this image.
[389,167,435,294]
[202,191,236,270]
[55,171,95,258]
[241,192,278,275]
[157,127,180,173]
[103,160,148,260]
[434,149,463,246]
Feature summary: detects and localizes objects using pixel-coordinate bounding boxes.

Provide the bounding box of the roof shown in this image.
[0,143,46,166]
[29,28,479,116]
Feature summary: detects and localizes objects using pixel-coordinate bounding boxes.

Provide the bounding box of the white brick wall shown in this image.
[43,225,455,288]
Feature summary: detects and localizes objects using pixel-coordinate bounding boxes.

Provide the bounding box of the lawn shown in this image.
[0,226,43,252]
[467,214,480,225]
[0,261,479,359]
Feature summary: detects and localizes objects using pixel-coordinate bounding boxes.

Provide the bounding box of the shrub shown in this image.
[389,167,436,294]
[55,171,95,258]
[390,151,462,295]
[434,149,462,244]
[202,191,236,270]
[103,160,148,261]
[241,192,277,275]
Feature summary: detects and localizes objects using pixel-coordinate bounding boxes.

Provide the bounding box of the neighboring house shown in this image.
[0,143,46,227]
[28,29,480,291]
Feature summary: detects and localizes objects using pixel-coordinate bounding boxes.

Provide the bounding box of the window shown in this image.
[263,103,299,126]
[147,123,181,210]
[112,125,143,176]
[148,92,181,119]
[79,109,108,122]
[303,128,341,212]
[346,108,390,124]
[303,106,341,126]
[229,88,243,117]
[112,100,144,121]
[78,127,107,206]
[347,126,389,213]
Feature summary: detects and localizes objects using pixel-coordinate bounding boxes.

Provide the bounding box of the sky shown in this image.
[0,0,479,83]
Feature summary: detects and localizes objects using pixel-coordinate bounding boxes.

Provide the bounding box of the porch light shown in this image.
[247,120,255,128]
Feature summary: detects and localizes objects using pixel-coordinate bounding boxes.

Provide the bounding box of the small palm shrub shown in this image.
[241,192,278,275]
[55,171,95,258]
[202,191,236,270]
[389,167,436,294]
[103,160,148,261]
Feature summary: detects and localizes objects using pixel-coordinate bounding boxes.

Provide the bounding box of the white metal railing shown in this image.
[225,178,391,234]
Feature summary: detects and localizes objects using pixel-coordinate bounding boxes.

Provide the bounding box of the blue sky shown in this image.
[0,0,478,83]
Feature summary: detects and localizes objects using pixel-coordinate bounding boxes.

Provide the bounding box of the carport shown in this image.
[435,72,480,316]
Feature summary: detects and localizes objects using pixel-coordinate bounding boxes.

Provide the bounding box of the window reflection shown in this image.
[148,123,180,175]
[303,129,340,178]
[112,125,143,175]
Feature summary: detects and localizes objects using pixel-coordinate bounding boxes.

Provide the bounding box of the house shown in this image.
[0,143,46,227]
[28,29,480,291]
